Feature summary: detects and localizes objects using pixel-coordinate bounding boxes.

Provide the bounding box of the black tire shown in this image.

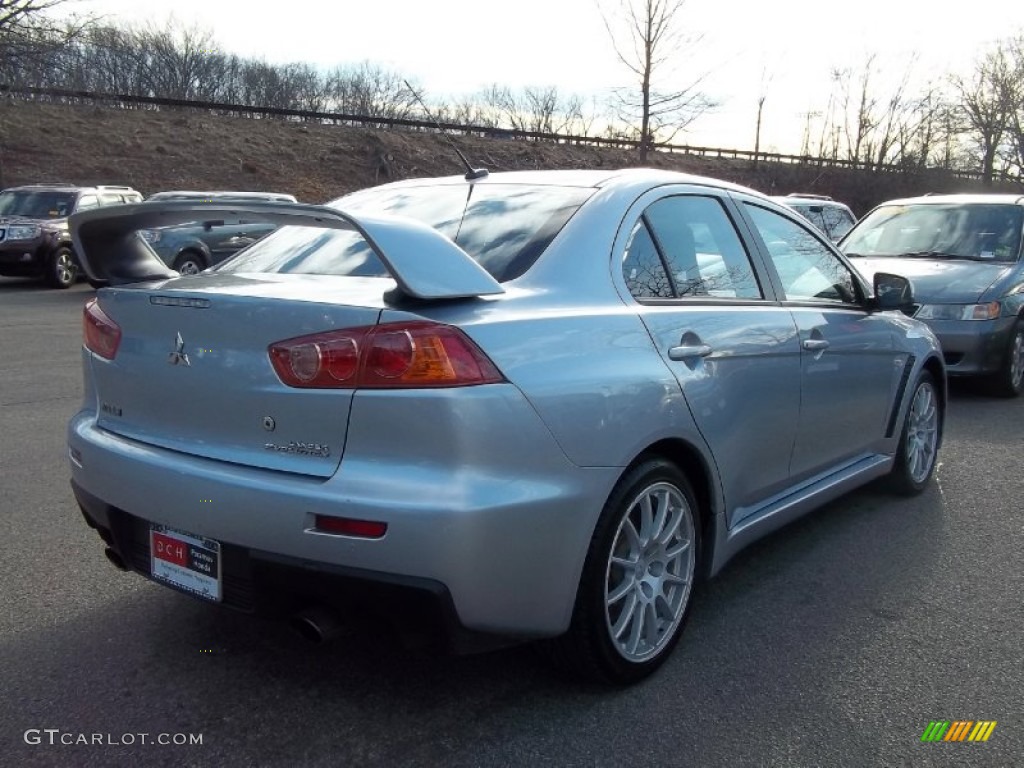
[885,371,941,495]
[547,458,701,685]
[45,246,78,289]
[985,321,1024,398]
[173,251,206,275]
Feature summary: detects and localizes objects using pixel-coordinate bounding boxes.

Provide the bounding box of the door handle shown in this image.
[668,344,713,361]
[802,338,830,351]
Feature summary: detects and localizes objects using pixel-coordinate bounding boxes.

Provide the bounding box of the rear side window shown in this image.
[623,195,763,300]
[218,184,594,282]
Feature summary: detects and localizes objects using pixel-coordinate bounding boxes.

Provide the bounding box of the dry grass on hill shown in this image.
[1,99,1017,213]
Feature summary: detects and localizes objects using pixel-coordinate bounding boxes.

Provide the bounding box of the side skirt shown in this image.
[707,454,893,577]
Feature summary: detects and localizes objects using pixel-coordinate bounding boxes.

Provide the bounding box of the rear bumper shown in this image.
[68,392,619,642]
[924,315,1017,376]
[73,481,499,652]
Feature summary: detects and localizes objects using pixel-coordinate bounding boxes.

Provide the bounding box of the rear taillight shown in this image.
[269,321,503,389]
[83,298,121,360]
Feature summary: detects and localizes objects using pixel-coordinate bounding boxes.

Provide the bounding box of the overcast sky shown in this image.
[67,0,1019,153]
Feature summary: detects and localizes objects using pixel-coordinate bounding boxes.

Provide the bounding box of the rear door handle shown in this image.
[802,339,830,351]
[668,344,713,361]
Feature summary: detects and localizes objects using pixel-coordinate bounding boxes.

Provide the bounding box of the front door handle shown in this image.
[802,338,830,351]
[668,343,713,361]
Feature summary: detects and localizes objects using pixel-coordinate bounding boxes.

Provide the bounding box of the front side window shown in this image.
[841,203,1023,262]
[76,195,99,212]
[745,203,860,304]
[622,195,762,300]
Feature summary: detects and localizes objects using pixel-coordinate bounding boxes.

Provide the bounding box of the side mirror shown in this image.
[202,220,224,231]
[871,272,915,312]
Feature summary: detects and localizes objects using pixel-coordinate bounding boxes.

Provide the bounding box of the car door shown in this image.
[620,190,802,523]
[741,200,901,481]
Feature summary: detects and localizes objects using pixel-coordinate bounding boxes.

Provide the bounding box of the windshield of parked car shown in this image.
[841,203,1023,263]
[216,183,595,282]
[0,190,76,219]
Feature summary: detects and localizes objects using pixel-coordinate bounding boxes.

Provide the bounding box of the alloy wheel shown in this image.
[905,381,939,484]
[604,481,695,663]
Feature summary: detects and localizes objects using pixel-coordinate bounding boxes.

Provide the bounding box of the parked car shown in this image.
[840,193,1024,397]
[68,169,945,684]
[138,190,298,274]
[0,183,142,287]
[772,194,857,243]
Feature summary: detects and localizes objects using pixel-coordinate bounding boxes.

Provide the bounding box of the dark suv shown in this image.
[0,183,143,288]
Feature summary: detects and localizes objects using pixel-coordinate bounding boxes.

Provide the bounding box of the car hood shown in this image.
[849,256,1013,303]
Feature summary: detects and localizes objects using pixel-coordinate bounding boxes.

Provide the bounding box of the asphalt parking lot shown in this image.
[1,276,1021,768]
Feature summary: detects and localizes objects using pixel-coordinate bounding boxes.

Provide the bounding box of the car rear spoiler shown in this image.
[69,201,505,299]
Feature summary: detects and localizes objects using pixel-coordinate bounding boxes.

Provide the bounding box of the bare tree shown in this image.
[998,33,1024,179]
[599,0,715,161]
[952,42,1015,184]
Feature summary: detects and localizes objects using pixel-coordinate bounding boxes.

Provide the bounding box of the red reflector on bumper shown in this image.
[314,515,387,539]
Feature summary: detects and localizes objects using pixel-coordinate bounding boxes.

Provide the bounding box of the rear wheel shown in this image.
[986,321,1024,398]
[548,458,700,685]
[45,246,78,289]
[173,251,206,275]
[886,371,941,495]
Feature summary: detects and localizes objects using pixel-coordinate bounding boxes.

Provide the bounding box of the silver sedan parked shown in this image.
[67,169,945,684]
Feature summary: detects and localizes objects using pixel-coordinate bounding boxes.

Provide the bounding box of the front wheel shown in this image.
[548,458,700,685]
[885,371,941,495]
[986,321,1024,398]
[45,246,78,289]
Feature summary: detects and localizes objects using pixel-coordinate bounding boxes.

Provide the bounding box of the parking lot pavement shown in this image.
[1,276,1022,767]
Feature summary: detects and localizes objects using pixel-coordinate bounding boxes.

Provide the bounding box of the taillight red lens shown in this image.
[83,298,121,360]
[314,514,387,538]
[268,321,503,389]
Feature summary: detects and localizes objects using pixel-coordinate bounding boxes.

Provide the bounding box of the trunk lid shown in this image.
[90,274,387,477]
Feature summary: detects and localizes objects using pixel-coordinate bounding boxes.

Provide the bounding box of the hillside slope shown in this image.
[1,99,1017,214]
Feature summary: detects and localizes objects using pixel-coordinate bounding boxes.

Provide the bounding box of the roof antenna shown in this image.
[403,80,488,181]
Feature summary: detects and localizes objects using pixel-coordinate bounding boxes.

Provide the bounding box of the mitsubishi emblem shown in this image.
[168,332,190,366]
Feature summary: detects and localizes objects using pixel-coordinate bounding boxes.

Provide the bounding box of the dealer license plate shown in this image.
[150,525,222,602]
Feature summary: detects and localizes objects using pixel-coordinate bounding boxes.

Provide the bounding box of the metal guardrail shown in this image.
[0,83,1014,183]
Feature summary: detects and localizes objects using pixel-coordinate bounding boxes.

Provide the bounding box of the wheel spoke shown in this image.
[637,494,654,545]
[611,592,638,640]
[621,517,642,555]
[650,490,669,543]
[607,574,635,606]
[664,537,691,559]
[625,599,645,654]
[642,601,659,648]
[657,504,683,546]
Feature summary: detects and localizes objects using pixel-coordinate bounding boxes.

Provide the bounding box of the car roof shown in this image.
[770,195,852,209]
[4,184,140,194]
[146,190,297,202]
[875,193,1024,206]
[363,168,763,197]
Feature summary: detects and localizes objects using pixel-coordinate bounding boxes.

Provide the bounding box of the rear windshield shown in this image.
[842,203,1023,262]
[216,183,594,282]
